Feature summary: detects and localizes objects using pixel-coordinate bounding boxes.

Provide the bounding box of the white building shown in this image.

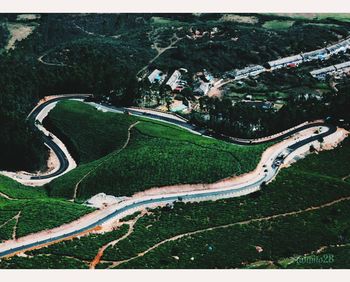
[234,65,265,79]
[148,69,166,84]
[335,61,350,72]
[302,48,329,62]
[311,61,350,80]
[194,81,211,96]
[166,70,181,90]
[268,54,303,69]
[310,65,336,79]
[326,39,350,55]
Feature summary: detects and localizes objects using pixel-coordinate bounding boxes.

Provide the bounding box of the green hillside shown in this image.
[0,175,93,240]
[10,137,350,269]
[44,100,138,164]
[45,100,268,200]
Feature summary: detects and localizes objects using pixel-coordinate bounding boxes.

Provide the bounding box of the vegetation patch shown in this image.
[0,199,93,238]
[0,175,46,199]
[29,224,129,261]
[116,200,350,268]
[0,218,17,241]
[46,101,267,200]
[0,254,88,269]
[97,138,350,267]
[0,176,93,239]
[44,100,137,164]
[2,120,350,269]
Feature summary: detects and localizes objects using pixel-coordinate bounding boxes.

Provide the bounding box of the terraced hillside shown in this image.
[0,176,93,241]
[45,100,268,200]
[2,137,348,269]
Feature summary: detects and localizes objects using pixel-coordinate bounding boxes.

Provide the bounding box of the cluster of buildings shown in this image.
[193,69,214,96]
[147,68,190,113]
[310,61,350,80]
[145,37,350,114]
[186,27,220,40]
[225,37,350,81]
[148,68,188,92]
[267,54,303,70]
[148,67,215,97]
[146,67,216,113]
[166,69,188,91]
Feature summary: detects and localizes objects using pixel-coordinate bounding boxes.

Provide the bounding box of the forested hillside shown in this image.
[0,13,350,170]
[0,14,149,171]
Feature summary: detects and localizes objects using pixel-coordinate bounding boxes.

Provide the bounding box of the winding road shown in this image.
[28,95,92,180]
[0,95,341,258]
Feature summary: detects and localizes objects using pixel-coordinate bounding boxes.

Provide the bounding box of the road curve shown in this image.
[27,95,93,180]
[0,96,339,258]
[0,94,92,184]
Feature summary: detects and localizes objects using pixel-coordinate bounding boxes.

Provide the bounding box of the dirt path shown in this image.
[137,33,184,78]
[73,22,125,39]
[0,192,16,201]
[73,23,105,37]
[12,212,21,240]
[342,174,350,181]
[72,121,140,201]
[38,53,67,67]
[314,242,350,254]
[106,195,350,268]
[0,211,22,240]
[0,212,19,230]
[329,77,339,93]
[89,212,145,269]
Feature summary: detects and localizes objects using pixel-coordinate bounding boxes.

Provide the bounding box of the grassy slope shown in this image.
[45,100,138,164]
[267,13,350,22]
[117,201,350,269]
[46,100,268,200]
[0,176,93,240]
[15,138,350,269]
[28,225,129,261]
[0,176,46,199]
[0,254,88,269]
[283,245,350,269]
[109,138,350,269]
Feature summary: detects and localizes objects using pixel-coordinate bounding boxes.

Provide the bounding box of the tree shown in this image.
[309,144,316,152]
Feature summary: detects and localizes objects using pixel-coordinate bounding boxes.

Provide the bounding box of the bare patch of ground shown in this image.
[5,23,36,51]
[85,193,128,209]
[45,149,60,174]
[283,128,349,168]
[219,14,259,24]
[16,14,41,21]
[207,84,222,98]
